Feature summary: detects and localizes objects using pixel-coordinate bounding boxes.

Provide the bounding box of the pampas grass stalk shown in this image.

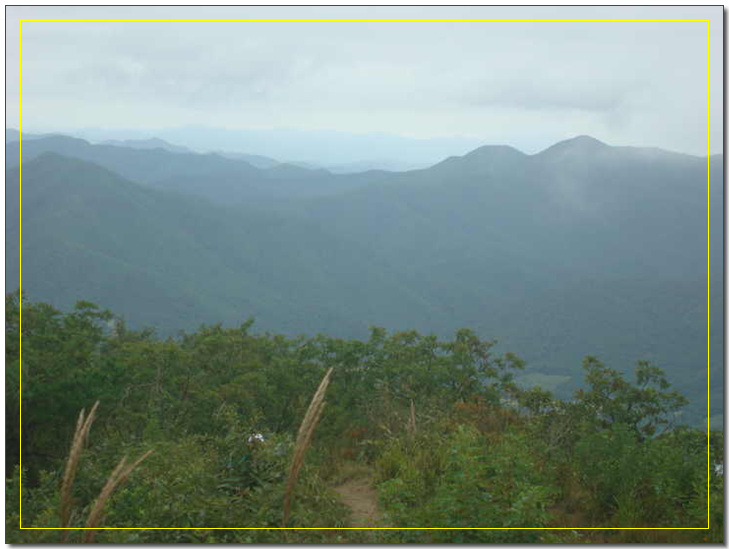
[60,401,99,541]
[282,367,333,527]
[82,449,153,543]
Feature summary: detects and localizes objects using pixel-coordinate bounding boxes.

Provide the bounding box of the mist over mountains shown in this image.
[66,126,485,166]
[6,131,722,426]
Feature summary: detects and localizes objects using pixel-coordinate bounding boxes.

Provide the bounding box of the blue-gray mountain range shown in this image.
[5,132,722,426]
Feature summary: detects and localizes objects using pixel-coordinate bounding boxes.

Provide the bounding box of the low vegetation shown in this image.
[5,292,723,543]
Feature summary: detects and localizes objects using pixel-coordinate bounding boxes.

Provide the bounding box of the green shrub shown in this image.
[377,424,555,542]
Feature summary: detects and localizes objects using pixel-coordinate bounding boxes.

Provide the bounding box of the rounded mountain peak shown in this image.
[432,143,526,172]
[463,144,526,159]
[538,135,608,156]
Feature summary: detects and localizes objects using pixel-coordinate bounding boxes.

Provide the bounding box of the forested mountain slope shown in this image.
[288,136,722,422]
[6,153,445,335]
[6,136,722,425]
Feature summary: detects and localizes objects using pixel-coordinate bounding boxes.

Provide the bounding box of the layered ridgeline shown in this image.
[6,134,722,425]
[6,133,381,202]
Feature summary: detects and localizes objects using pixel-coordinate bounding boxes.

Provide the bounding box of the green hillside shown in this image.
[7,153,444,335]
[6,137,722,427]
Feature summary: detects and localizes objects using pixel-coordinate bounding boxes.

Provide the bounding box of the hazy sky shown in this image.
[5,5,723,159]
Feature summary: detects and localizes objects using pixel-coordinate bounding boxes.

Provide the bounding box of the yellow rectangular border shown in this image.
[16,17,713,533]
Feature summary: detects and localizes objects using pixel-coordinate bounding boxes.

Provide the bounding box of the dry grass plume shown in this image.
[57,401,152,542]
[282,367,333,527]
[82,449,153,543]
[60,401,99,541]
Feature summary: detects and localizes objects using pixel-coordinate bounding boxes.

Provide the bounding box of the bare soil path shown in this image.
[332,464,389,528]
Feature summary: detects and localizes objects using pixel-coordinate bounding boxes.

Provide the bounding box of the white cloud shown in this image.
[6,6,722,157]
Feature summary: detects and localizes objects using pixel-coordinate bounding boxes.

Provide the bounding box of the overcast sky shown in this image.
[5,5,723,160]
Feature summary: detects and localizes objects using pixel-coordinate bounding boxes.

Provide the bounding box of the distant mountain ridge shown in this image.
[213,150,282,169]
[63,125,485,166]
[100,137,194,154]
[6,133,722,427]
[5,133,382,203]
[6,128,64,143]
[8,128,441,173]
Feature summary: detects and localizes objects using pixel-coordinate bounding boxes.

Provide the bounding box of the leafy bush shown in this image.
[377,424,555,542]
[8,295,721,543]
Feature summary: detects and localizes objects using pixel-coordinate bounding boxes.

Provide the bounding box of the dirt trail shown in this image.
[333,468,388,528]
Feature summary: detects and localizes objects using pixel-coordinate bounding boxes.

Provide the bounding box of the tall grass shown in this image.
[60,401,99,541]
[57,401,152,542]
[282,367,333,527]
[82,450,153,543]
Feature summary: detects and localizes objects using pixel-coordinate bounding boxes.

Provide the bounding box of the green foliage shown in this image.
[6,292,21,476]
[575,356,688,438]
[7,295,721,543]
[6,466,63,543]
[684,430,724,542]
[376,423,555,542]
[10,293,114,479]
